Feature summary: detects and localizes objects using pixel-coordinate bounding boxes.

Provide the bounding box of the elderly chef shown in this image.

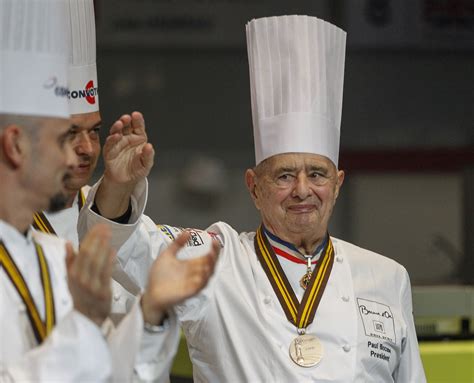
[79,14,426,382]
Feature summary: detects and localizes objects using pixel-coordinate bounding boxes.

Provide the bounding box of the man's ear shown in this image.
[334,169,345,200]
[1,125,26,169]
[245,168,260,208]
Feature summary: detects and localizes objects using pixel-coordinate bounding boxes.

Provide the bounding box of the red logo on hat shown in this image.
[85,80,96,105]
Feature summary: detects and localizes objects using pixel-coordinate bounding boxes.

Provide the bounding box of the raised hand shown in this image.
[95,111,155,218]
[141,232,220,325]
[103,111,155,186]
[66,224,115,326]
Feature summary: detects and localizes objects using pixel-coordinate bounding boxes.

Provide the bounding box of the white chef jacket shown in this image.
[0,220,113,382]
[49,181,180,382]
[79,180,426,383]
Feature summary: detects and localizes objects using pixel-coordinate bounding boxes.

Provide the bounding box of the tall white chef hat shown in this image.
[246,15,346,167]
[0,0,69,118]
[67,0,99,114]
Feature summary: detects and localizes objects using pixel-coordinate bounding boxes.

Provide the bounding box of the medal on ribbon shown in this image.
[254,225,334,367]
[299,257,313,290]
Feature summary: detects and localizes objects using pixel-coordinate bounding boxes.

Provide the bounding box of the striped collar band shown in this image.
[262,225,328,264]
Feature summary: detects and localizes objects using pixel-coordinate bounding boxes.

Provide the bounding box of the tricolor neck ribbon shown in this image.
[254,225,334,329]
[0,240,56,344]
[32,189,86,235]
[264,226,327,265]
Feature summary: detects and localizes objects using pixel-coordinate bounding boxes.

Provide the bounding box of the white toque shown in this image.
[0,0,69,118]
[246,15,346,167]
[67,0,99,114]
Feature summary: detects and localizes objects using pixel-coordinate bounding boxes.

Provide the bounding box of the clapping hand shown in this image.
[66,224,115,326]
[141,232,220,325]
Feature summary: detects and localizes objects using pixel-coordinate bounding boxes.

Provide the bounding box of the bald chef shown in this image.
[1,0,116,380]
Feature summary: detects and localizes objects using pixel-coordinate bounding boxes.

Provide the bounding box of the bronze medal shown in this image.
[299,270,312,289]
[254,226,335,365]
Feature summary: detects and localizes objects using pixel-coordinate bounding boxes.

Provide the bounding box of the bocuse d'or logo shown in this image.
[68,80,98,105]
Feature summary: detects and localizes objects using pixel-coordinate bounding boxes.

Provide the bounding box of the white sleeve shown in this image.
[102,294,181,383]
[392,269,427,383]
[128,223,217,382]
[107,224,181,383]
[77,178,182,382]
[78,177,148,252]
[118,223,185,382]
[104,299,143,383]
[0,311,111,382]
[132,310,181,383]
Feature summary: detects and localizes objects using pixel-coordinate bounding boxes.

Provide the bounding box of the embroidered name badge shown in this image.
[157,225,225,249]
[187,229,204,247]
[357,298,396,343]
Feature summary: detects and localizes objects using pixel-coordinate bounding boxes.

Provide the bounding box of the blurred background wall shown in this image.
[92,0,474,287]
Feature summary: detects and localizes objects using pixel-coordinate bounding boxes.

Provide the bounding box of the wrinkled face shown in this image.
[24,117,77,212]
[246,153,344,240]
[64,111,101,193]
